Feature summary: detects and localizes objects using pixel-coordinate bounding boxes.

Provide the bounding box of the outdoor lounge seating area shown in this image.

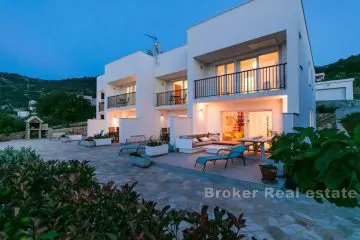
[176,133,231,153]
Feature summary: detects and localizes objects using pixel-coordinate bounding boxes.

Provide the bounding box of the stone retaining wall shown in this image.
[0,131,26,141]
[317,100,360,108]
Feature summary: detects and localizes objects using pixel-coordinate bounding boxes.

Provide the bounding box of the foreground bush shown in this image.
[0,148,247,239]
[270,126,360,208]
[0,147,39,168]
[340,112,360,137]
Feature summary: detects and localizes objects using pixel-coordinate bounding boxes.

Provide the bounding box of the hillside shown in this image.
[315,54,360,98]
[0,72,96,108]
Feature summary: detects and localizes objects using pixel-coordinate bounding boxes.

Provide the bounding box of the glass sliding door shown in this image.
[239,58,257,92]
[221,111,273,142]
[258,52,279,89]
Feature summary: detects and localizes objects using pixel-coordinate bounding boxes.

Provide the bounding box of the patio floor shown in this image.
[1,140,360,239]
[152,151,285,189]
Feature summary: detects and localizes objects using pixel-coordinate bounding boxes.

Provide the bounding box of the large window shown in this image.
[221,111,272,142]
[215,51,280,94]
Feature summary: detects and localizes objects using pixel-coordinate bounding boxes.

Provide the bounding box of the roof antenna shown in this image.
[145,34,161,64]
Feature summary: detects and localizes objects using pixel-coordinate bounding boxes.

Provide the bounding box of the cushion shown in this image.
[199,137,210,142]
[192,138,199,144]
[209,135,219,141]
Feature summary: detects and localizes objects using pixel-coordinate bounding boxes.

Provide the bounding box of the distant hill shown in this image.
[315,54,360,98]
[0,72,96,108]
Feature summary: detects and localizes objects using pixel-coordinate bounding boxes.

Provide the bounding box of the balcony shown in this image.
[194,63,286,99]
[107,92,136,109]
[98,102,104,112]
[156,89,187,107]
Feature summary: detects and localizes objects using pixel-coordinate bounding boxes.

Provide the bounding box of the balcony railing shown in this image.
[107,92,136,109]
[156,89,187,107]
[194,63,286,99]
[98,102,104,112]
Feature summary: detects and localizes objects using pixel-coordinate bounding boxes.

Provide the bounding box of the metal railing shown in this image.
[98,102,104,112]
[194,63,286,99]
[156,89,187,107]
[107,92,136,108]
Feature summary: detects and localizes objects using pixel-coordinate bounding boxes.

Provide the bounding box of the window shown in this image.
[216,63,235,95]
[124,84,136,93]
[100,114,104,120]
[309,109,314,127]
[239,58,257,92]
[100,92,105,100]
[308,62,313,86]
[237,51,280,92]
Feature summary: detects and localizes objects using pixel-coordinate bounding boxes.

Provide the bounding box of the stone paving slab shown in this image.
[1,139,359,239]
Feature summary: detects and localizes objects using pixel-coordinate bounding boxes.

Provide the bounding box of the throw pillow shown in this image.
[192,138,200,144]
[199,137,210,142]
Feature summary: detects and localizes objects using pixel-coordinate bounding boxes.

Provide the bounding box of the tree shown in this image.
[0,111,26,135]
[36,92,95,126]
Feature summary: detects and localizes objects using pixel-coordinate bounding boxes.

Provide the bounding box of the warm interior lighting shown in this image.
[251,61,257,69]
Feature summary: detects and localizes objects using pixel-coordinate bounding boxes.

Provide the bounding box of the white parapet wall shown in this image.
[87,119,106,137]
[169,117,192,147]
[119,118,156,144]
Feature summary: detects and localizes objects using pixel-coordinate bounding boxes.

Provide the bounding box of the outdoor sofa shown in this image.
[176,133,223,153]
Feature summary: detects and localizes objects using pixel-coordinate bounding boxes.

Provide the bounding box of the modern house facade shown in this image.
[88,0,316,145]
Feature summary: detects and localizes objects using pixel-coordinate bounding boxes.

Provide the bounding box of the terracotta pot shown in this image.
[260,165,278,182]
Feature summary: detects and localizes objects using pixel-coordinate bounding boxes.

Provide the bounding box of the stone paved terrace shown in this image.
[1,139,360,240]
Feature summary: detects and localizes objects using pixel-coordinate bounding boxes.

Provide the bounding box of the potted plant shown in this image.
[80,136,95,147]
[127,152,152,168]
[145,138,169,157]
[93,133,112,146]
[259,164,278,183]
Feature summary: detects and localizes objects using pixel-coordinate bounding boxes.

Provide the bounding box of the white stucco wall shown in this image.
[95,51,156,137]
[119,118,155,143]
[87,119,105,137]
[155,45,187,77]
[169,117,192,146]
[316,79,354,101]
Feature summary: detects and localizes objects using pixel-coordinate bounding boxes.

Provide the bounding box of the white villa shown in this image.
[88,0,316,147]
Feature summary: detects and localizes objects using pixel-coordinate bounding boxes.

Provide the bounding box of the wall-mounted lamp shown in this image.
[200,108,204,113]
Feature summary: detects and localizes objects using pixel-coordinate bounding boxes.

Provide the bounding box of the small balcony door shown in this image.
[216,63,235,95]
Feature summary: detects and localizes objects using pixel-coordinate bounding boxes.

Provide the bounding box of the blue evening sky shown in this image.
[0,0,359,79]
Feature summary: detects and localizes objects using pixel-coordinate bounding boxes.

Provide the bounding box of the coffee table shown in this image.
[203,145,231,154]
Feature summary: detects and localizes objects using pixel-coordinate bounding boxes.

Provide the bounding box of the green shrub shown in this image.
[0,111,26,135]
[0,149,248,239]
[93,133,111,139]
[316,104,337,113]
[0,147,39,168]
[270,126,360,207]
[340,112,360,136]
[147,137,163,147]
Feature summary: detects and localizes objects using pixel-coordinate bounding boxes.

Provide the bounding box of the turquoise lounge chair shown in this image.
[195,145,247,172]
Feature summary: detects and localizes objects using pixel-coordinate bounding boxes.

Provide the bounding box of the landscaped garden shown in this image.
[1,123,360,239]
[270,124,360,208]
[0,147,247,239]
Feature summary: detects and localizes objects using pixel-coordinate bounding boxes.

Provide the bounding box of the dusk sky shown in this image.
[0,0,359,79]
